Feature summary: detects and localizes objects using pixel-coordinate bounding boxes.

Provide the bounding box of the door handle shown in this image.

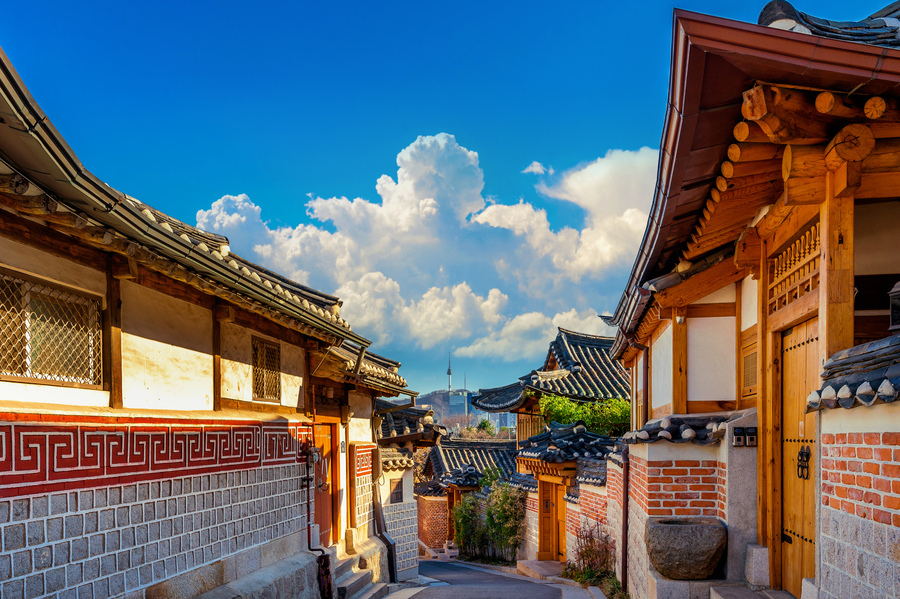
[782,531,793,544]
[797,445,811,480]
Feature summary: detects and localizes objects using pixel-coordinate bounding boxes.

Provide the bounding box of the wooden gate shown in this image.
[314,424,335,547]
[556,484,567,561]
[781,318,818,597]
[538,480,555,560]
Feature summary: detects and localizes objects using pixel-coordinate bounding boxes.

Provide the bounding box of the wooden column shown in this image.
[819,173,855,361]
[106,263,123,409]
[756,236,771,549]
[673,307,688,415]
[735,279,743,410]
[213,300,222,412]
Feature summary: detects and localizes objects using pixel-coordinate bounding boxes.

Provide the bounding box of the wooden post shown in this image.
[213,299,222,411]
[735,279,743,411]
[673,307,688,415]
[820,173,855,363]
[756,237,769,548]
[106,267,123,409]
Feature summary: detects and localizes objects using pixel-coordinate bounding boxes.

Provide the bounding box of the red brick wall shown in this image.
[632,456,724,518]
[417,496,448,548]
[608,462,624,509]
[580,488,608,525]
[821,432,900,526]
[566,503,580,535]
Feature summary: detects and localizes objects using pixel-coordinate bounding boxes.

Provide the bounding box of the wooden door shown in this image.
[556,484,567,562]
[314,424,334,547]
[538,480,555,560]
[781,318,818,597]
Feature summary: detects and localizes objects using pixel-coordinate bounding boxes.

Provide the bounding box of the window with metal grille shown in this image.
[743,351,758,390]
[252,337,280,401]
[0,268,102,386]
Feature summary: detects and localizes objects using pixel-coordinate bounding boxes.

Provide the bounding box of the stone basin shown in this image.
[645,517,726,580]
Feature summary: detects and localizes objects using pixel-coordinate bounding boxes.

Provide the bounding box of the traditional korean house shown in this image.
[0,43,416,599]
[513,422,617,563]
[371,398,446,581]
[470,328,631,444]
[602,2,900,597]
[414,439,516,550]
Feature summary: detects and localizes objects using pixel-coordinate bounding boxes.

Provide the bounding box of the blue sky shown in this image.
[2,1,857,395]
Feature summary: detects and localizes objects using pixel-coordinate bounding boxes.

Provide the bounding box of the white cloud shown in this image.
[455,308,612,362]
[473,147,656,283]
[522,161,546,175]
[195,136,650,363]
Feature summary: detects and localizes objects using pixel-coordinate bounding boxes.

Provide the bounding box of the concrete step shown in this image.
[517,560,564,580]
[338,569,374,599]
[759,592,794,599]
[351,582,388,599]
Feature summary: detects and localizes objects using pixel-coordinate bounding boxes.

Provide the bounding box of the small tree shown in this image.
[476,418,496,437]
[539,394,630,437]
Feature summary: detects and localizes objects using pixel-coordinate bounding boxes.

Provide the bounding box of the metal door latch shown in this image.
[797,445,811,480]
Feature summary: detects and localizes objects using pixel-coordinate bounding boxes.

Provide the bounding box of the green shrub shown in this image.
[539,394,630,437]
[451,479,526,564]
[561,523,629,598]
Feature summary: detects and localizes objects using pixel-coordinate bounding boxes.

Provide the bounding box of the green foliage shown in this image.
[451,480,526,564]
[481,466,502,488]
[476,418,496,437]
[561,523,629,598]
[539,394,631,437]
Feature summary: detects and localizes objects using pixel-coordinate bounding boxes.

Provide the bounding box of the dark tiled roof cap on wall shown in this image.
[621,414,743,445]
[808,333,900,412]
[374,398,446,441]
[471,328,631,412]
[380,447,415,470]
[516,421,618,463]
[759,1,900,48]
[414,479,446,497]
[504,472,538,493]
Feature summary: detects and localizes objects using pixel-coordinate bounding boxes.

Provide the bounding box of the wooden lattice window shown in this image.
[0,267,102,387]
[739,327,758,401]
[767,221,820,316]
[252,337,280,401]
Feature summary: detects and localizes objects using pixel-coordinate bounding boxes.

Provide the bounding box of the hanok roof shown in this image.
[808,333,900,412]
[374,398,446,445]
[0,43,375,350]
[471,328,630,412]
[380,447,416,471]
[422,438,517,481]
[604,4,900,359]
[760,1,900,47]
[516,421,618,463]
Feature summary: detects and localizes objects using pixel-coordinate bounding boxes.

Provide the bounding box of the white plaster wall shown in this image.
[0,235,106,297]
[694,283,736,304]
[120,281,213,410]
[219,322,306,407]
[651,326,673,410]
[0,380,108,407]
[349,390,374,444]
[821,403,900,434]
[340,424,349,535]
[741,275,758,329]
[687,316,736,403]
[855,201,900,276]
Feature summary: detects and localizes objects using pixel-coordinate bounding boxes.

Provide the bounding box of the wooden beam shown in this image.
[855,171,900,199]
[768,204,820,258]
[727,143,782,163]
[655,260,747,309]
[658,303,736,320]
[111,257,139,280]
[735,279,743,411]
[864,96,900,121]
[213,300,222,411]
[783,176,825,205]
[815,91,865,119]
[741,85,828,144]
[733,121,771,143]
[721,159,783,179]
[782,145,825,180]
[0,175,30,195]
[673,307,687,416]
[820,172,855,362]
[734,228,761,273]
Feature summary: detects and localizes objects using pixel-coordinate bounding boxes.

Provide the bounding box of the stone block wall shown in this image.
[818,431,900,598]
[416,496,447,549]
[383,501,417,580]
[0,414,314,599]
[606,460,624,582]
[520,493,539,560]
[626,461,650,599]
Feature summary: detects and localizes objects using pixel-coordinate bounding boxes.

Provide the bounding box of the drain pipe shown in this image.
[620,446,631,594]
[371,416,399,583]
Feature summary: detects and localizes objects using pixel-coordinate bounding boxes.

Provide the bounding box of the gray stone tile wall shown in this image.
[0,463,309,599]
[818,506,899,599]
[383,501,417,577]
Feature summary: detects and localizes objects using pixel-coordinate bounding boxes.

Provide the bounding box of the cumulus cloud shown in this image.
[473,147,657,283]
[195,135,650,364]
[455,308,613,362]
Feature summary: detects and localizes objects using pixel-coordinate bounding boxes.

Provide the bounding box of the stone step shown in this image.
[338,569,374,599]
[351,582,388,599]
[710,587,765,599]
[332,553,360,581]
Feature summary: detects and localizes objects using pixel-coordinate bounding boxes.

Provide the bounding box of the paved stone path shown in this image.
[410,561,562,599]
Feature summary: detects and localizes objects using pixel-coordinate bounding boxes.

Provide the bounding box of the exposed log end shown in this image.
[825,123,875,167]
[865,96,887,120]
[734,121,770,143]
